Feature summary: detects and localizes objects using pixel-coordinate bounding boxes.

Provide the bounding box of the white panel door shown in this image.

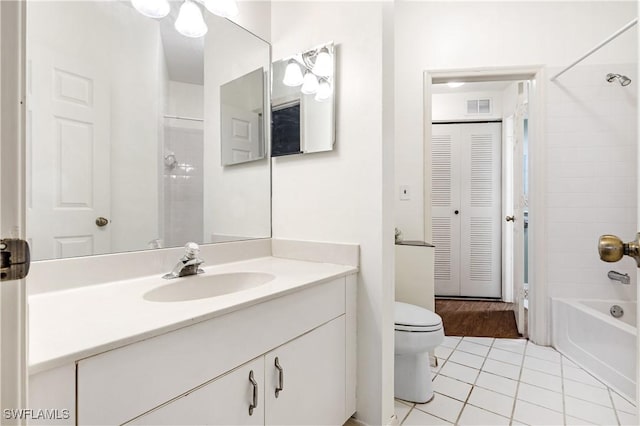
[459,123,502,298]
[265,316,346,425]
[221,104,260,165]
[512,91,527,333]
[27,46,110,259]
[433,123,502,298]
[432,124,462,296]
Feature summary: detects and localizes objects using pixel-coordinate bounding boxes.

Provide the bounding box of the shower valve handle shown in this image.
[598,233,640,267]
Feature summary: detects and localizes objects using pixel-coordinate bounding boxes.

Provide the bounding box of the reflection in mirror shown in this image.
[221,68,266,166]
[25,1,271,261]
[271,42,335,157]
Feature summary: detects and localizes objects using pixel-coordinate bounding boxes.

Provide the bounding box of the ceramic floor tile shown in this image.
[395,399,413,424]
[492,338,527,354]
[466,387,514,418]
[435,345,454,361]
[617,410,639,426]
[439,361,479,384]
[456,340,491,357]
[563,378,613,407]
[474,371,518,397]
[562,355,580,369]
[401,407,452,425]
[564,395,618,425]
[513,399,565,425]
[432,375,472,402]
[462,336,494,347]
[519,367,563,393]
[516,383,564,413]
[448,350,485,369]
[525,343,561,363]
[457,404,510,426]
[522,355,562,376]
[565,415,596,425]
[563,366,607,388]
[611,391,636,414]
[487,347,524,366]
[481,358,521,380]
[441,336,462,349]
[415,393,464,423]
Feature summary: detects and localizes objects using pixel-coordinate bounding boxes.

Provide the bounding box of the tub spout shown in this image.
[607,270,630,285]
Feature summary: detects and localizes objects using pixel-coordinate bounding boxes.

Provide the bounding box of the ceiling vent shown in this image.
[466,98,492,115]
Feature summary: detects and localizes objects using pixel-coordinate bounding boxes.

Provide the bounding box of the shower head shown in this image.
[606,73,632,86]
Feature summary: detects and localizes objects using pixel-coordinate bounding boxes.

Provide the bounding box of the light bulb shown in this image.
[282,60,304,87]
[446,82,465,88]
[315,81,332,102]
[312,47,333,77]
[131,0,170,19]
[204,0,239,18]
[175,0,208,38]
[301,72,319,95]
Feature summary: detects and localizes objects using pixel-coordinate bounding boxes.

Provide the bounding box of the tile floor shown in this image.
[395,337,637,426]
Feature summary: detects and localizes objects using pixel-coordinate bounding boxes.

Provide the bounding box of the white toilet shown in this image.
[394,301,445,403]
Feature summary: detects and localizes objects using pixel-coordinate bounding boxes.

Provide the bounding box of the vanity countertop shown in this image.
[29,256,357,374]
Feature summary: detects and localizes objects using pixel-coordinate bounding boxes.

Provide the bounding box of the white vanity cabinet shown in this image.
[67,274,356,425]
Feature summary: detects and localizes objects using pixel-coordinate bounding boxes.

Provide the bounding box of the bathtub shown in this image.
[552,298,637,400]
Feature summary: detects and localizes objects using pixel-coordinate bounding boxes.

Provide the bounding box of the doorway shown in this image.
[425,70,540,339]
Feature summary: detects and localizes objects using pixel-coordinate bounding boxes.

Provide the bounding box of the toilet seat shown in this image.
[394,302,443,333]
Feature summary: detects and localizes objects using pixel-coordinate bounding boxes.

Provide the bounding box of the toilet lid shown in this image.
[394,301,443,332]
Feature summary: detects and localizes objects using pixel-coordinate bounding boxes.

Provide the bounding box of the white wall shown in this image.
[432,90,503,121]
[395,1,637,326]
[166,81,204,119]
[271,2,395,424]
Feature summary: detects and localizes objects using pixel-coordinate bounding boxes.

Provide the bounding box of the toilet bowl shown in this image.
[394,301,444,403]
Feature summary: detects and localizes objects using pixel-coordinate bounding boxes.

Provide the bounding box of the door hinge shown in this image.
[0,239,31,281]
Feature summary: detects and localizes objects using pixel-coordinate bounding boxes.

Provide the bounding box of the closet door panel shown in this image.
[459,123,502,298]
[432,124,461,296]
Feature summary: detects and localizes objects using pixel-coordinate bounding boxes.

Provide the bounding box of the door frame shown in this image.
[423,66,549,344]
[0,0,28,419]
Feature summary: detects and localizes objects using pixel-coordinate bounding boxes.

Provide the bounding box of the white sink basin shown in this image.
[143,272,276,302]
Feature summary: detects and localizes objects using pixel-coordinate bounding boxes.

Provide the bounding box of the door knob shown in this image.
[505,216,515,222]
[598,233,640,267]
[95,217,109,227]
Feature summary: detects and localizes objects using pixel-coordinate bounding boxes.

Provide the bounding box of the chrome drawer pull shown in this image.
[274,357,284,398]
[249,370,258,415]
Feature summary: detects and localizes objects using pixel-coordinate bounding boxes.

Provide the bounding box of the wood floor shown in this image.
[435,299,522,338]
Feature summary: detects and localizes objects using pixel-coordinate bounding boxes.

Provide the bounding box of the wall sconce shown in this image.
[282,43,335,102]
[131,0,239,38]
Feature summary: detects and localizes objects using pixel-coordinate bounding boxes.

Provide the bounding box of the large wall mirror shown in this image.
[26,0,271,261]
[271,42,335,157]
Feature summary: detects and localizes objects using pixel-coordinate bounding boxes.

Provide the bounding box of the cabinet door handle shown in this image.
[248,370,258,416]
[274,357,284,398]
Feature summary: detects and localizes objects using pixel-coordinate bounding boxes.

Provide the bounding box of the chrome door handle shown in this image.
[0,239,30,281]
[248,370,258,415]
[274,357,284,398]
[505,215,515,222]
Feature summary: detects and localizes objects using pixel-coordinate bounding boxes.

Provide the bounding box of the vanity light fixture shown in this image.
[204,0,239,18]
[132,0,170,18]
[175,0,208,38]
[301,72,319,95]
[312,47,333,77]
[283,60,305,87]
[282,44,334,101]
[446,82,465,88]
[315,80,332,102]
[131,0,240,38]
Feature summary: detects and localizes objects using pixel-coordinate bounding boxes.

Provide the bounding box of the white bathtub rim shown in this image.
[553,297,637,335]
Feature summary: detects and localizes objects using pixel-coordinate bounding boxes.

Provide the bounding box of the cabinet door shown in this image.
[265,316,346,425]
[128,358,264,426]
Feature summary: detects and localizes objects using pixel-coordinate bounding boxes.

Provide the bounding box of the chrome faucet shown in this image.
[163,242,205,279]
[608,270,630,285]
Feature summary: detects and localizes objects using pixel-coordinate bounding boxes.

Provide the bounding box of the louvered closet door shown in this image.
[432,123,502,298]
[459,123,502,297]
[432,124,462,296]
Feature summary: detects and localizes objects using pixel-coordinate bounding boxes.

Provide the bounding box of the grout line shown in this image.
[397,403,414,426]
[607,387,622,426]
[508,338,528,424]
[560,353,568,426]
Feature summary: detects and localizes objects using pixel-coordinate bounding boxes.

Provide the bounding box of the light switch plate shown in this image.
[399,185,410,200]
